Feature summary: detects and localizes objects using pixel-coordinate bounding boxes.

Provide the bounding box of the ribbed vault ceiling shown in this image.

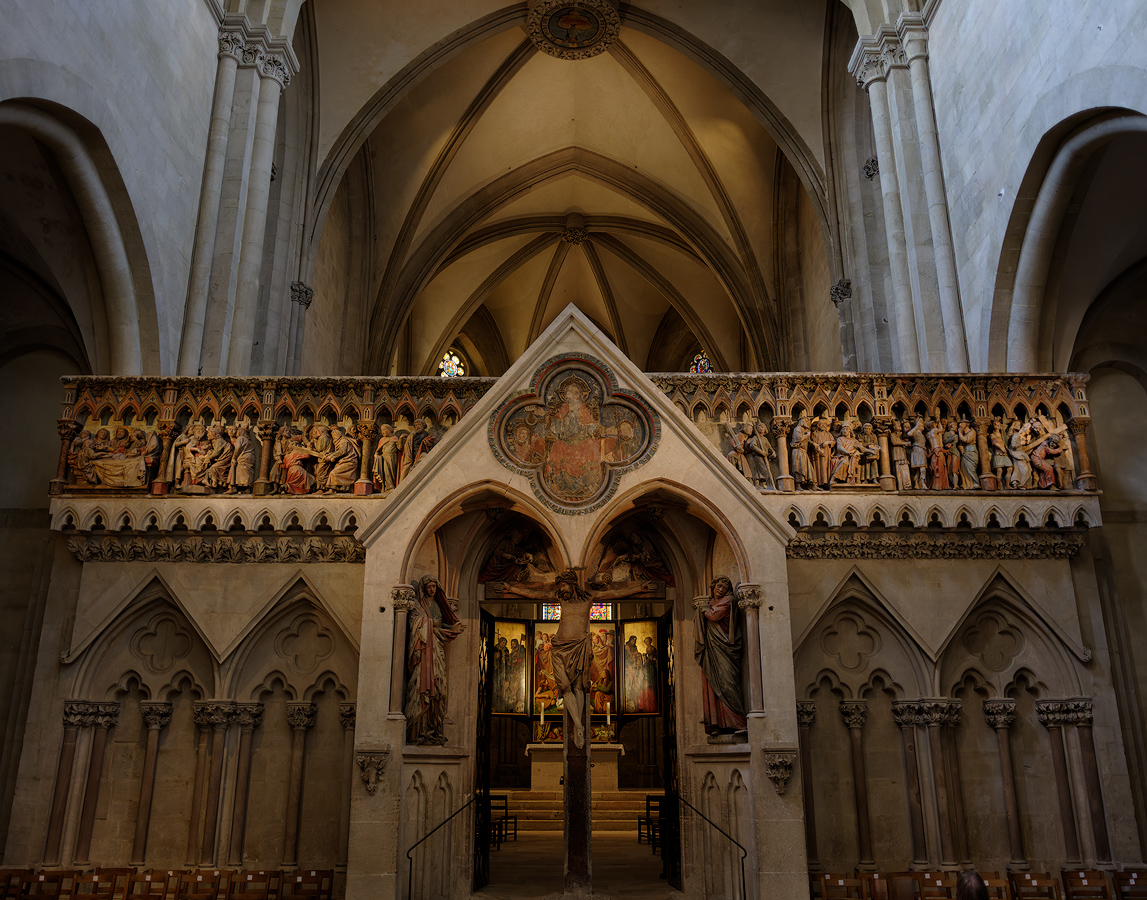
[359,24,798,376]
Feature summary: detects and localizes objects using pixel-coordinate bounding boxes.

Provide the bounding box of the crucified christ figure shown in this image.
[492,568,656,748]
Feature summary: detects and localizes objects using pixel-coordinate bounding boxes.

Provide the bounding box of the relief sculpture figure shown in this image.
[405,575,465,745]
[744,422,776,490]
[694,575,746,737]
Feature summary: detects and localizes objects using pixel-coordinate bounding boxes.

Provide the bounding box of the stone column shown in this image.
[1066,699,1111,863]
[356,423,376,495]
[941,701,970,864]
[736,585,764,715]
[74,702,121,865]
[338,704,356,867]
[898,14,968,371]
[51,420,78,494]
[876,423,896,491]
[921,700,957,866]
[195,701,234,865]
[227,702,264,866]
[254,422,276,496]
[178,25,245,375]
[44,701,91,865]
[773,420,793,492]
[797,701,819,869]
[975,418,997,491]
[891,701,928,866]
[849,40,921,372]
[390,587,416,714]
[982,699,1026,868]
[186,705,212,865]
[1070,421,1097,491]
[226,52,292,375]
[132,701,173,865]
[283,702,317,867]
[1036,700,1082,864]
[839,700,874,867]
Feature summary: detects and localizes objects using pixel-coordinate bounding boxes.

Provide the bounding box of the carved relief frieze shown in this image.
[66,533,365,564]
[490,354,660,514]
[787,530,1084,560]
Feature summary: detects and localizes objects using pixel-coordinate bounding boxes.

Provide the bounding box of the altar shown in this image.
[525,742,625,791]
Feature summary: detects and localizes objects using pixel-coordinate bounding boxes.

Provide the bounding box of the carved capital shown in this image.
[850,44,886,89]
[829,279,853,308]
[391,585,417,612]
[357,749,389,794]
[764,752,797,795]
[982,699,1016,729]
[1070,420,1090,436]
[356,422,377,444]
[1037,698,1092,728]
[232,702,265,730]
[891,700,925,728]
[796,701,817,728]
[735,584,763,610]
[63,700,94,728]
[290,281,314,309]
[258,53,291,87]
[218,28,245,60]
[57,419,79,442]
[691,596,711,611]
[140,701,173,730]
[193,701,234,729]
[240,42,264,67]
[918,699,960,727]
[897,13,929,63]
[863,156,879,180]
[340,703,356,731]
[89,702,121,729]
[286,702,317,730]
[839,700,868,729]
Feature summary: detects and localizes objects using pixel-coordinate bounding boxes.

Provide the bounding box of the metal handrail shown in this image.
[677,792,748,900]
[405,793,478,900]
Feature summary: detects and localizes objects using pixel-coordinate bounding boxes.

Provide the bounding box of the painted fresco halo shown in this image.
[490,353,660,514]
[526,0,621,61]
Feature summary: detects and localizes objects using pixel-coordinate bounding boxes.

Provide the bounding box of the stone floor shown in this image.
[479,831,682,900]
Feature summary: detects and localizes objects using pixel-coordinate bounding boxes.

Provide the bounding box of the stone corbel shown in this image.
[356,747,390,794]
[764,751,797,796]
[391,585,416,612]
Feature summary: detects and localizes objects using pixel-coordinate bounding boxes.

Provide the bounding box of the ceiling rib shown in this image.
[594,233,728,371]
[527,241,572,346]
[583,241,629,356]
[375,38,537,323]
[420,233,558,375]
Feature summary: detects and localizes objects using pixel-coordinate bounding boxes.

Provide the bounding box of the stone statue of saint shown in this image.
[494,568,655,748]
[405,575,465,745]
[694,575,746,737]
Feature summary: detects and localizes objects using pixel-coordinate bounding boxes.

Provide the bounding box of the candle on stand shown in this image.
[606,700,611,726]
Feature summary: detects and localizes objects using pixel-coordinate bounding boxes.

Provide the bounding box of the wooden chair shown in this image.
[175,871,230,900]
[1012,874,1063,899]
[1063,871,1112,899]
[816,875,865,898]
[0,870,29,900]
[279,871,333,900]
[226,871,277,900]
[75,869,134,900]
[859,872,895,900]
[490,794,517,846]
[126,871,180,900]
[21,871,80,900]
[638,796,661,848]
[918,874,959,898]
[1114,871,1147,899]
[981,875,1014,900]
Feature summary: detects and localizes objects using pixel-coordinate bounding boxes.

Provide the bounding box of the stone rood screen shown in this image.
[48,372,1097,499]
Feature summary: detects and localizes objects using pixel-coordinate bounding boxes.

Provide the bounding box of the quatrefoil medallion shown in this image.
[490,354,660,514]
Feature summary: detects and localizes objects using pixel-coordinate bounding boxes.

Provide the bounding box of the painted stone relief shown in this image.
[491,355,660,514]
[404,575,465,746]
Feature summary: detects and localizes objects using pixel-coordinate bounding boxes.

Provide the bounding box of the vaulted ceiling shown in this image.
[336,20,830,376]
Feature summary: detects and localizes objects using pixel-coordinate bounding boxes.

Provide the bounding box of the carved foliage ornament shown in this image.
[67,533,365,564]
[526,0,621,60]
[357,749,389,794]
[490,354,660,514]
[1036,698,1093,728]
[764,752,797,795]
[787,530,1084,560]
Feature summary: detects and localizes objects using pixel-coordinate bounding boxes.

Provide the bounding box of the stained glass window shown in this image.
[540,602,613,621]
[689,352,711,373]
[438,349,465,377]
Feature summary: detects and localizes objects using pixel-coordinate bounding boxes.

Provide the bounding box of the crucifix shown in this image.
[487,568,664,894]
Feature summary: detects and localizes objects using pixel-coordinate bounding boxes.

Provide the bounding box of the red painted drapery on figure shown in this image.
[405,575,464,745]
[694,578,747,735]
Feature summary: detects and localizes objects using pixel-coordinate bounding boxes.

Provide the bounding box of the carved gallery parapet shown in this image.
[50,374,496,500]
[786,529,1085,560]
[65,532,365,564]
[650,371,1097,495]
